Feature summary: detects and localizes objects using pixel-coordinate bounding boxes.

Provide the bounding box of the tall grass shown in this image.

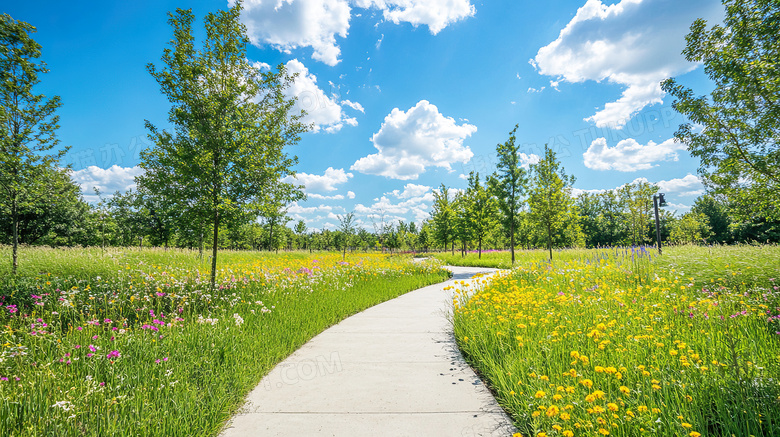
[0,247,450,436]
[453,245,780,437]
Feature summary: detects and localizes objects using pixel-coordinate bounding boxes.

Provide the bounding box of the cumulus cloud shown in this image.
[657,174,703,196]
[347,190,356,199]
[237,1,475,66]
[236,0,351,66]
[354,0,476,34]
[354,191,435,224]
[308,193,346,200]
[351,100,476,180]
[386,183,431,199]
[583,137,686,171]
[282,167,354,193]
[532,0,722,128]
[70,165,143,202]
[283,59,357,133]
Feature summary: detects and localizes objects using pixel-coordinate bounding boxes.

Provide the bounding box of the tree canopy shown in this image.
[662,0,780,221]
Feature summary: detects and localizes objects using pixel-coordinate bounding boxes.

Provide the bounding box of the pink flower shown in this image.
[86,353,94,358]
[106,350,121,359]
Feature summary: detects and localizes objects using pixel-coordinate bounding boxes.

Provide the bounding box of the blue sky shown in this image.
[6,0,724,230]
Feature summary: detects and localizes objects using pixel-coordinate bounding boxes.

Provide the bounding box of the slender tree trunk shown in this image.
[478,238,482,259]
[547,222,553,260]
[451,241,455,256]
[510,218,516,265]
[199,230,204,261]
[210,208,220,289]
[12,197,19,275]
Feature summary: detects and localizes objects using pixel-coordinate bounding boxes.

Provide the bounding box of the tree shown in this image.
[140,4,306,287]
[430,184,455,253]
[662,0,780,221]
[670,212,711,245]
[336,212,356,260]
[691,194,731,243]
[0,14,66,274]
[619,180,658,246]
[489,124,529,264]
[527,145,578,260]
[465,172,498,259]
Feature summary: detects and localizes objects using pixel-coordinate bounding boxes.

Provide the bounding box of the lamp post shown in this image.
[653,193,667,254]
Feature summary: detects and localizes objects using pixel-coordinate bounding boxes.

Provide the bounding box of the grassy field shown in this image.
[0,247,450,436]
[452,245,780,437]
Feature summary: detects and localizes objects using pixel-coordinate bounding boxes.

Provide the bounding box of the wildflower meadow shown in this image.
[452,245,780,437]
[0,247,449,436]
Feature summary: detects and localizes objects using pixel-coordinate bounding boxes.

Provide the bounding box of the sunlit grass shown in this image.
[0,246,450,436]
[452,245,780,437]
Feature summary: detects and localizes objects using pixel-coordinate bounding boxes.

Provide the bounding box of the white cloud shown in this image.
[354,0,476,34]
[236,0,351,66]
[532,0,722,128]
[284,59,356,133]
[571,187,608,197]
[288,203,339,214]
[282,167,354,193]
[347,190,356,199]
[341,99,365,113]
[238,0,475,66]
[354,191,435,224]
[657,174,703,196]
[70,165,143,202]
[308,193,346,200]
[350,100,476,180]
[387,183,431,199]
[583,137,686,172]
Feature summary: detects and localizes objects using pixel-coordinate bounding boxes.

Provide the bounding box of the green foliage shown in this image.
[527,145,580,259]
[662,0,780,221]
[670,211,711,245]
[489,125,529,264]
[139,4,306,287]
[431,184,455,252]
[619,180,658,246]
[0,13,67,273]
[464,172,498,258]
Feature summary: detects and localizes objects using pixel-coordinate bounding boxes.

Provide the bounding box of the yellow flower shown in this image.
[546,405,560,417]
[619,386,630,395]
[681,423,692,429]
[532,411,541,418]
[534,390,546,398]
[560,412,571,420]
[585,394,596,403]
[580,379,593,388]
[607,403,619,412]
[553,394,563,401]
[689,433,701,437]
[537,433,547,437]
[637,406,648,413]
[652,384,661,390]
[598,428,610,435]
[562,431,574,437]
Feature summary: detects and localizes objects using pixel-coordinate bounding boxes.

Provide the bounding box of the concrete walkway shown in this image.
[220,266,517,437]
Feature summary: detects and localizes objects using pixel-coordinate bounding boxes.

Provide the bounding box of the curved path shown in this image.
[220,266,516,437]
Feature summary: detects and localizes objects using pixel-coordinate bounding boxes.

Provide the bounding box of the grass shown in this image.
[451,245,780,437]
[0,246,450,436]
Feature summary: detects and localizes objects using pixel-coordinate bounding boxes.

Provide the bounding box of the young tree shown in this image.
[489,125,529,264]
[465,172,498,259]
[430,184,455,253]
[662,0,780,220]
[670,212,711,245]
[336,212,356,260]
[527,145,578,260]
[619,180,658,246]
[0,14,67,274]
[140,4,306,287]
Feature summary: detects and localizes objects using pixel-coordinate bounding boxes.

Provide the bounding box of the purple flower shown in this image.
[106,350,121,359]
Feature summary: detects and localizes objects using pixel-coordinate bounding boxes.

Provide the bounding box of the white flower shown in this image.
[52,401,74,411]
[233,313,244,326]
